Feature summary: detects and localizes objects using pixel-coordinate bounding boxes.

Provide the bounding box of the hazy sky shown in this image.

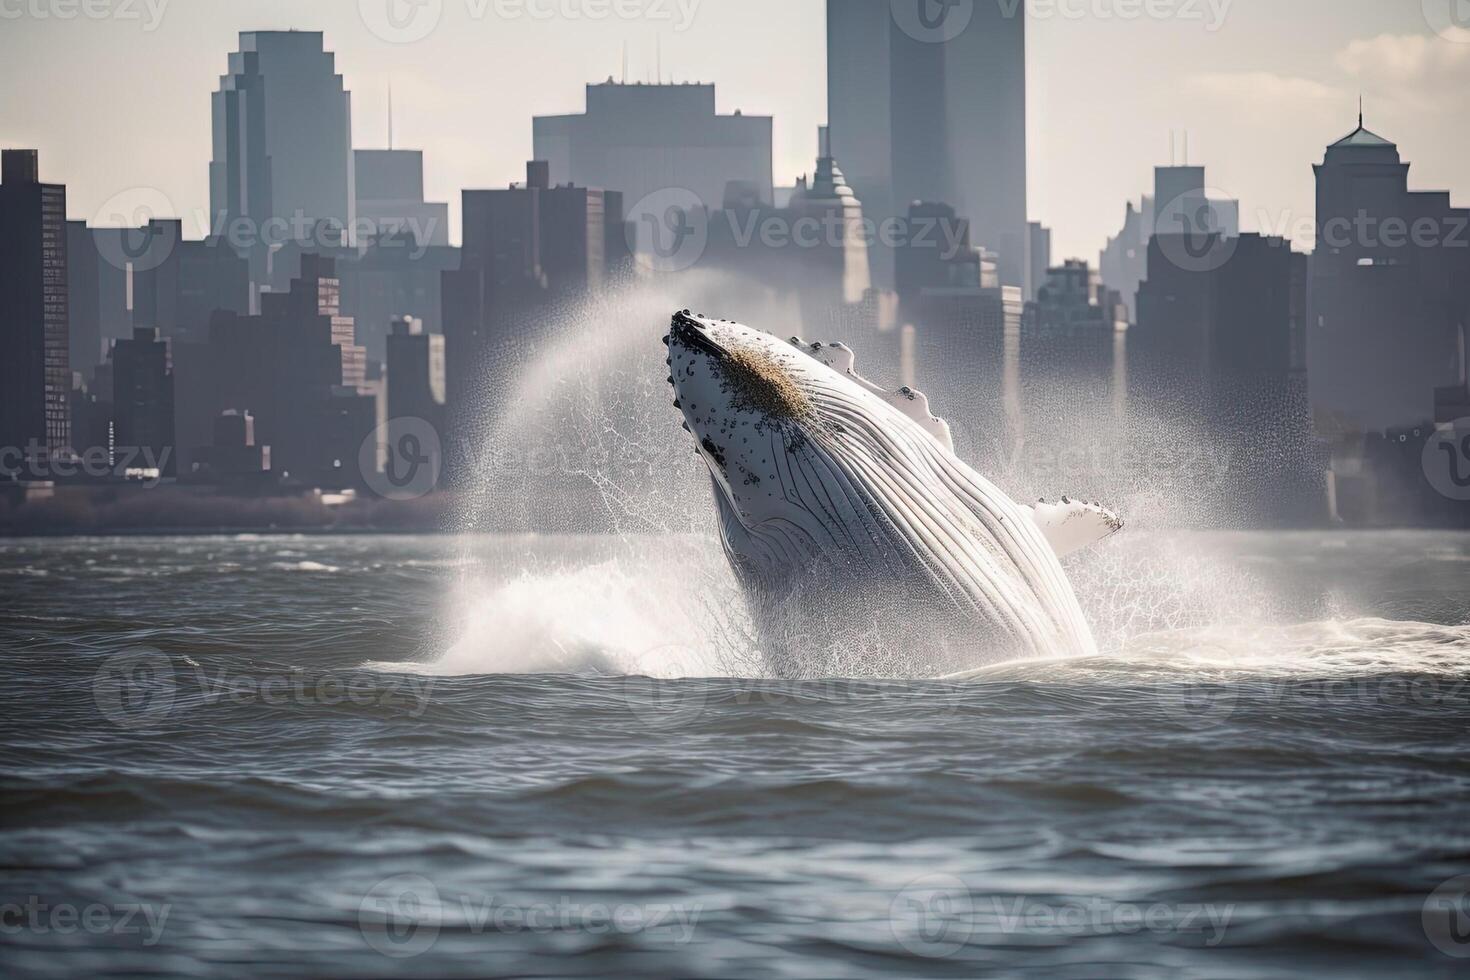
[1,0,1467,260]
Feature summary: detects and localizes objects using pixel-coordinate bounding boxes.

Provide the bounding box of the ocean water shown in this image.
[2,530,1470,978]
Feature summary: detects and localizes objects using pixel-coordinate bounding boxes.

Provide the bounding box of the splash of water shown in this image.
[426,275,1401,679]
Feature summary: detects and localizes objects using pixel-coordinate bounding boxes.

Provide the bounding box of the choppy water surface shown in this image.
[3,531,1470,977]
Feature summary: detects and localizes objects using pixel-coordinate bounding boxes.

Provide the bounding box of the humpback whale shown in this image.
[665,311,1122,677]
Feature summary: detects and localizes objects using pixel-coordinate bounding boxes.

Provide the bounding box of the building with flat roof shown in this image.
[534,81,771,250]
[354,149,450,249]
[828,0,1027,288]
[0,149,70,459]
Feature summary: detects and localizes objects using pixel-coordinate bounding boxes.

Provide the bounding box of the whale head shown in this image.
[664,311,837,529]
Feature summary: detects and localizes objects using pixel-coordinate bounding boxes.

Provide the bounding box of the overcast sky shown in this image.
[2,0,1467,260]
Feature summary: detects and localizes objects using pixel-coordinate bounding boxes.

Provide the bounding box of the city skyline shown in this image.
[2,0,1467,260]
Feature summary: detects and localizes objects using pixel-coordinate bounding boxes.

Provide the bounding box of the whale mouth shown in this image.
[668,311,726,361]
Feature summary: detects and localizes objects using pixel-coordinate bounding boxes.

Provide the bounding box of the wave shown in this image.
[951,618,1470,683]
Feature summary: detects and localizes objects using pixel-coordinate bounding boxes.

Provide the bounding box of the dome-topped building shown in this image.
[1308,107,1470,434]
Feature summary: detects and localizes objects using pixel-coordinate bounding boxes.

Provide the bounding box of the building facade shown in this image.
[533,81,771,249]
[354,149,450,249]
[211,31,355,295]
[111,327,175,475]
[1308,118,1470,434]
[827,0,1027,288]
[0,150,70,459]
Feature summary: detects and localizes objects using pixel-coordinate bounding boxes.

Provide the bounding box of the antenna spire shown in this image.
[1358,93,1364,129]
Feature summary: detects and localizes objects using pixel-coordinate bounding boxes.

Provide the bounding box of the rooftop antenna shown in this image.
[657,34,662,83]
[1358,93,1364,129]
[621,41,627,83]
[388,79,394,150]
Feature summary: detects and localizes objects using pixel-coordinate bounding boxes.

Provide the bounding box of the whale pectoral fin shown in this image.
[1028,498,1124,558]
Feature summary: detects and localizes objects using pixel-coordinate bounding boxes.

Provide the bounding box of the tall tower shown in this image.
[211,31,355,292]
[0,150,70,458]
[1309,113,1470,432]
[827,0,1027,288]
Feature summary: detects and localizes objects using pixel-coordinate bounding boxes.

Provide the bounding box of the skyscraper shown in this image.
[1134,233,1319,525]
[201,255,367,486]
[354,149,450,249]
[533,81,772,242]
[211,31,355,294]
[827,0,1027,288]
[702,127,872,323]
[128,220,250,343]
[0,150,70,459]
[65,220,103,379]
[1099,165,1239,322]
[1309,115,1470,434]
[443,162,627,479]
[111,327,175,475]
[1025,222,1052,302]
[892,200,1023,455]
[386,316,445,433]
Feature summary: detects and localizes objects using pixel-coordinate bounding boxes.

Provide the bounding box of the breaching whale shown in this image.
[664,311,1123,677]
